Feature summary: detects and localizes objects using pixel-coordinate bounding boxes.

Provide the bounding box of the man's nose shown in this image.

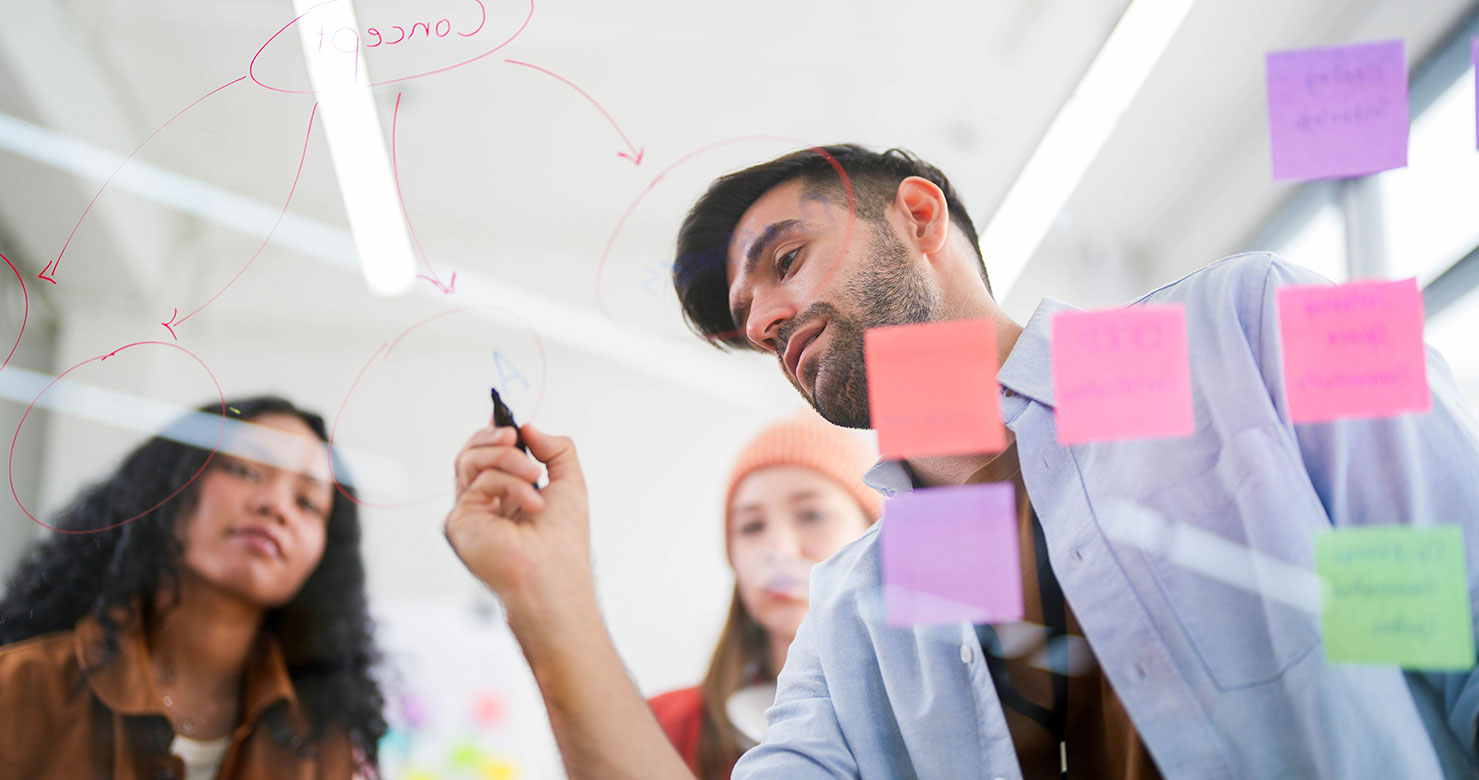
[745,295,795,353]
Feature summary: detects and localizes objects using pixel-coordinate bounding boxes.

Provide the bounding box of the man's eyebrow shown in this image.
[742,219,805,277]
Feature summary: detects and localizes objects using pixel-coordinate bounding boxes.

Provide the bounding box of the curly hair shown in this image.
[0,396,386,772]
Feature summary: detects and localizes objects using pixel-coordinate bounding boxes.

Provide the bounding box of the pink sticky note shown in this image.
[1277,278,1430,423]
[1266,39,1408,181]
[1051,304,1195,445]
[865,319,1005,459]
[881,482,1021,628]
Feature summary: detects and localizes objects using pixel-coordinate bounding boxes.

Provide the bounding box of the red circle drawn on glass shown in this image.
[328,305,547,508]
[594,136,857,345]
[1,252,26,373]
[8,341,226,533]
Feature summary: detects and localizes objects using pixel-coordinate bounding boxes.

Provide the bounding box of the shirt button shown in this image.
[960,644,975,664]
[1002,388,1016,398]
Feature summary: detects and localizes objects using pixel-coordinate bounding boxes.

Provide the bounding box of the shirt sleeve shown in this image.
[1251,255,1479,757]
[732,613,860,778]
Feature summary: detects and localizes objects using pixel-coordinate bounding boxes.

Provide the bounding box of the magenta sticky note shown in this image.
[880,483,1021,628]
[1051,304,1195,445]
[865,319,1006,460]
[1266,39,1409,181]
[1277,278,1430,423]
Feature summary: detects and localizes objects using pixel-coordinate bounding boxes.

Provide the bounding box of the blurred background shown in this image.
[2,0,1477,777]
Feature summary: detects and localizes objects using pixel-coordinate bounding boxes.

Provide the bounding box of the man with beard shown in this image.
[444,145,1479,779]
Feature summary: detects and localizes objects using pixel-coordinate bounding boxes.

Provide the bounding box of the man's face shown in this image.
[726,179,936,428]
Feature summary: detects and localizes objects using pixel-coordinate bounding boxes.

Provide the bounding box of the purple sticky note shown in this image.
[1277,278,1430,423]
[1266,39,1409,181]
[1051,304,1195,445]
[880,483,1021,628]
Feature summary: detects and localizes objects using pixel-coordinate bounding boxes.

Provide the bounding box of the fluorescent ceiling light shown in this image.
[978,0,1197,299]
[292,0,415,296]
[0,113,782,408]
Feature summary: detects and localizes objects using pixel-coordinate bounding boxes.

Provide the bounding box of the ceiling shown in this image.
[0,0,1474,386]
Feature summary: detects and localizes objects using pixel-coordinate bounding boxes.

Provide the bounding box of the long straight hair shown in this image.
[694,586,771,780]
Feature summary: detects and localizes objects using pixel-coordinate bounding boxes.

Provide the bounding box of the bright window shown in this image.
[1425,286,1479,415]
[1376,62,1479,285]
[1269,200,1347,283]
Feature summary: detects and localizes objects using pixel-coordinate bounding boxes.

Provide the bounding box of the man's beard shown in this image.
[777,224,936,429]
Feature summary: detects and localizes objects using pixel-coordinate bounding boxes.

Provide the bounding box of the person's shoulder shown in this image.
[0,628,81,682]
[648,684,704,719]
[1134,251,1288,310]
[808,524,882,622]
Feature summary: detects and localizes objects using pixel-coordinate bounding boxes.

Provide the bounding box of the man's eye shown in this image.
[777,248,800,276]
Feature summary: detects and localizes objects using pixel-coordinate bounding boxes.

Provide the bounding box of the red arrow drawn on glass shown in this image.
[39,76,247,285]
[391,93,456,294]
[504,59,644,166]
[162,102,319,340]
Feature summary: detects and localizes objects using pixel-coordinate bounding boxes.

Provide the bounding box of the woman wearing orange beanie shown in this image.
[647,414,882,779]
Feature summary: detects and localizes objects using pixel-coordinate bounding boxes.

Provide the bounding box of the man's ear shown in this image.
[892,176,951,255]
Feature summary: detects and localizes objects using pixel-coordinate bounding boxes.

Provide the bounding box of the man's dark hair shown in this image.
[672,144,987,350]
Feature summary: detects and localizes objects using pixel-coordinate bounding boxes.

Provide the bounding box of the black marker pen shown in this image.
[490,387,530,457]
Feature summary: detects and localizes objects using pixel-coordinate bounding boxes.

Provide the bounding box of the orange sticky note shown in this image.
[865,319,1005,459]
[1051,304,1195,445]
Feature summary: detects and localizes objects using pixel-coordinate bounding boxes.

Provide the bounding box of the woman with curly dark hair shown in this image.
[0,395,386,779]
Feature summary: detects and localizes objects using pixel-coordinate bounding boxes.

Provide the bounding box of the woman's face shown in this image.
[728,466,872,641]
[176,413,335,609]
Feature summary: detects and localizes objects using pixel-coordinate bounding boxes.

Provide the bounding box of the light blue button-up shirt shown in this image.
[734,253,1479,779]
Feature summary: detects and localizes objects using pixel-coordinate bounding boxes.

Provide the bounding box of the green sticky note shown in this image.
[1316,525,1475,670]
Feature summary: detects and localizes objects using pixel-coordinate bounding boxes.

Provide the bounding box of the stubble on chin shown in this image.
[781,222,937,430]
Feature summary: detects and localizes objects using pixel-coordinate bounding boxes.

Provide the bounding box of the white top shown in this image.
[170,733,231,780]
[725,682,777,751]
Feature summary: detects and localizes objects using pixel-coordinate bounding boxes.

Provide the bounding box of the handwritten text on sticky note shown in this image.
[865,319,1005,459]
[881,482,1022,628]
[1277,278,1429,423]
[1051,304,1194,444]
[1316,525,1474,670]
[1266,39,1408,181]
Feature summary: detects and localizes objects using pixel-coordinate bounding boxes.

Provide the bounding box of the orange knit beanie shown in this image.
[723,414,883,562]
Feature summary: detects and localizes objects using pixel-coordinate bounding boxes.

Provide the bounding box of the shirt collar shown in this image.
[997,297,1076,408]
[75,609,300,725]
[861,298,1076,497]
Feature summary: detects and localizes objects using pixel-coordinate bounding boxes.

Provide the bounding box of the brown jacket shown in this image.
[0,613,354,779]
